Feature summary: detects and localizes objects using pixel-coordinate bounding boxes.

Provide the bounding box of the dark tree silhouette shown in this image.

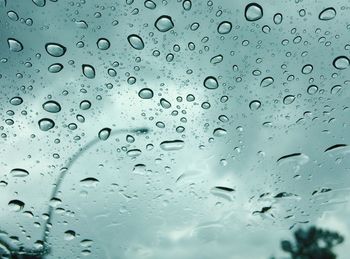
[281,226,344,259]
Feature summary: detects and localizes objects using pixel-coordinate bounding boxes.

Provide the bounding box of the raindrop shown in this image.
[8,199,25,212]
[38,118,55,131]
[249,100,261,110]
[138,88,154,99]
[97,38,110,50]
[32,0,45,7]
[10,168,29,177]
[42,100,61,113]
[260,77,274,87]
[160,98,171,109]
[154,15,174,32]
[210,55,223,64]
[45,43,66,57]
[301,64,313,74]
[80,177,99,187]
[245,3,263,22]
[324,144,347,153]
[283,95,296,105]
[9,96,23,106]
[80,100,91,110]
[64,230,76,241]
[127,34,144,50]
[144,0,156,9]
[319,7,336,21]
[127,149,142,157]
[7,10,19,21]
[98,128,111,141]
[7,38,23,52]
[213,128,227,137]
[217,21,232,34]
[82,64,96,78]
[273,13,283,24]
[182,0,192,11]
[160,140,184,151]
[48,63,63,73]
[332,56,349,70]
[203,76,219,89]
[307,85,318,95]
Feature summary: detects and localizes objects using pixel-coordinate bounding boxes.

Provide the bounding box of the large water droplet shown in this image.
[42,100,61,113]
[203,76,219,89]
[217,21,232,34]
[82,64,96,78]
[64,230,76,241]
[249,100,261,110]
[127,34,144,50]
[97,38,110,50]
[7,10,19,21]
[9,96,23,105]
[160,140,184,151]
[45,43,66,57]
[182,0,192,10]
[160,98,171,109]
[98,128,111,141]
[8,199,25,212]
[7,38,23,52]
[10,168,29,177]
[144,0,156,9]
[273,13,283,24]
[138,88,154,99]
[333,56,349,70]
[319,7,336,21]
[245,3,263,21]
[301,64,313,74]
[210,54,223,64]
[155,15,174,32]
[80,177,99,187]
[213,128,227,137]
[32,0,45,7]
[283,95,296,105]
[80,100,91,110]
[48,63,63,73]
[38,118,55,131]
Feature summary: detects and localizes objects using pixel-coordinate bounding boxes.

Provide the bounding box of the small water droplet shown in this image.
[42,100,61,113]
[97,38,110,50]
[45,43,66,57]
[160,98,171,109]
[9,96,23,105]
[80,100,91,110]
[203,76,219,89]
[7,38,23,52]
[245,3,263,22]
[210,55,223,64]
[217,21,232,34]
[82,64,96,79]
[283,95,296,105]
[260,77,274,87]
[127,34,144,50]
[249,100,261,110]
[273,13,283,24]
[307,85,318,95]
[182,0,192,10]
[32,0,45,7]
[98,128,111,140]
[80,177,99,187]
[10,168,29,177]
[138,88,154,99]
[48,63,63,73]
[155,15,174,32]
[301,64,313,74]
[160,140,184,151]
[38,118,55,131]
[333,56,349,70]
[127,149,142,157]
[7,10,19,21]
[64,230,76,241]
[8,199,25,212]
[213,128,227,137]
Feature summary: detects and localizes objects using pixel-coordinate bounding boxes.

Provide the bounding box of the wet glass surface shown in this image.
[0,0,350,258]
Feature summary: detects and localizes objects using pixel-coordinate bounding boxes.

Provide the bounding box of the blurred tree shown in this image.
[281,226,344,259]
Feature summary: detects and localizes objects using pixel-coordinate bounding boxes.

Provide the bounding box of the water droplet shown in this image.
[144,0,156,9]
[210,54,223,64]
[7,10,19,21]
[127,149,142,157]
[307,85,318,95]
[217,21,232,34]
[126,134,135,143]
[38,118,55,131]
[82,64,96,79]
[154,15,174,32]
[80,177,99,187]
[80,100,91,110]
[249,100,261,110]
[319,7,336,21]
[182,0,192,10]
[277,153,309,166]
[98,128,111,141]
[331,85,342,94]
[42,100,61,113]
[48,63,63,73]
[245,3,263,22]
[9,96,23,105]
[213,128,227,137]
[301,64,313,74]
[138,88,154,99]
[80,239,93,247]
[160,98,171,109]
[97,38,110,50]
[127,34,144,50]
[32,0,45,7]
[333,56,349,70]
[7,38,23,52]
[203,76,219,89]
[8,199,25,212]
[45,43,66,57]
[64,230,76,241]
[260,77,274,87]
[210,186,235,201]
[75,20,88,29]
[283,95,296,105]
[10,168,29,177]
[273,13,283,24]
[160,140,184,151]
